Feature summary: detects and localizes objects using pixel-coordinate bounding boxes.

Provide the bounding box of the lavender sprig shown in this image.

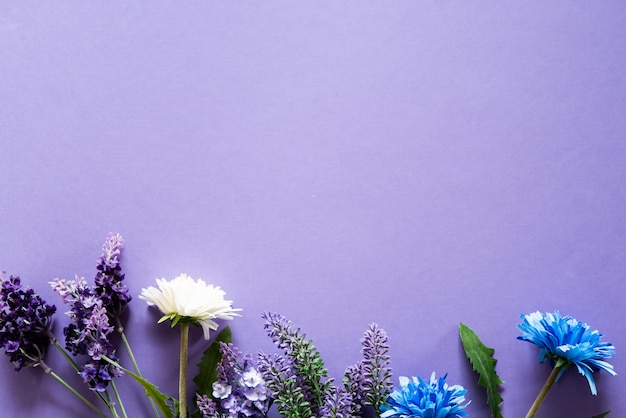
[360,323,393,413]
[257,351,313,418]
[94,233,131,320]
[1,274,107,417]
[51,276,124,393]
[197,394,225,418]
[343,362,365,416]
[319,386,354,418]
[261,312,333,414]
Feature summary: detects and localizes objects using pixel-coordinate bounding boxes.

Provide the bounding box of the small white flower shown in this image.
[139,273,241,339]
[240,367,264,388]
[212,381,232,399]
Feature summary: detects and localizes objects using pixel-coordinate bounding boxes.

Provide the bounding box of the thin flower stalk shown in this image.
[179,322,190,418]
[115,317,160,418]
[48,367,108,418]
[525,362,564,418]
[111,379,129,418]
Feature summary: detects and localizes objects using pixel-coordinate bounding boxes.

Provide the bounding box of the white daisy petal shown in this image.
[139,273,241,339]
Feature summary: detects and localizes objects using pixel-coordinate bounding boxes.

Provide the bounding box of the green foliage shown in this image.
[459,323,504,418]
[192,326,232,396]
[273,378,314,418]
[264,314,333,412]
[288,336,331,409]
[591,411,611,418]
[190,326,232,418]
[104,357,177,418]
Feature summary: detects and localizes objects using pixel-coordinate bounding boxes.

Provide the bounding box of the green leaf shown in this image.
[192,326,232,397]
[102,356,176,418]
[123,370,178,418]
[459,323,504,418]
[591,411,611,418]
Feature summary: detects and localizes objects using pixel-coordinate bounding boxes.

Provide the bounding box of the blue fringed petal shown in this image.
[517,310,616,395]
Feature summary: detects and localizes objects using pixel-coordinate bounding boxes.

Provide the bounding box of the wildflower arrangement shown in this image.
[0,233,617,417]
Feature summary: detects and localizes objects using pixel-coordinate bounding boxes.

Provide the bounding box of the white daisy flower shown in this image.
[139,273,241,339]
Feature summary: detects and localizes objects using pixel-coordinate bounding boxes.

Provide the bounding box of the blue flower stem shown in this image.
[116,318,160,418]
[179,322,190,418]
[46,368,108,418]
[525,364,563,418]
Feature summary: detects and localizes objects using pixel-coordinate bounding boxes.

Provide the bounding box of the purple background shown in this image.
[1,2,625,417]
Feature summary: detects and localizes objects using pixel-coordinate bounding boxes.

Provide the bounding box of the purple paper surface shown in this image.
[1,2,625,417]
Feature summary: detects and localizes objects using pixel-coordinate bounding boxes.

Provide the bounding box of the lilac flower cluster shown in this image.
[0,275,56,371]
[208,342,269,417]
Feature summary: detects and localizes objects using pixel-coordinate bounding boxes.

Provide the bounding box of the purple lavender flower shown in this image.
[261,312,333,413]
[257,351,313,418]
[49,233,130,392]
[51,275,123,391]
[343,361,365,416]
[94,233,131,319]
[197,394,232,418]
[360,323,393,411]
[0,275,56,371]
[211,342,269,417]
[79,359,124,392]
[319,386,354,418]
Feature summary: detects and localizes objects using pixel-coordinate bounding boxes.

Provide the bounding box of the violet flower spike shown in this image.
[51,275,123,392]
[360,323,393,412]
[94,233,131,319]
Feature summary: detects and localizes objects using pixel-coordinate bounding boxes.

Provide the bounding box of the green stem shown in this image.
[52,337,111,409]
[106,390,121,418]
[179,323,190,418]
[116,318,140,374]
[116,318,160,418]
[525,364,563,418]
[111,380,128,418]
[52,339,80,373]
[47,369,108,418]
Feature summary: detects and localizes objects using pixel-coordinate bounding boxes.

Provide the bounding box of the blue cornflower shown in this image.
[517,310,616,395]
[381,373,468,418]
